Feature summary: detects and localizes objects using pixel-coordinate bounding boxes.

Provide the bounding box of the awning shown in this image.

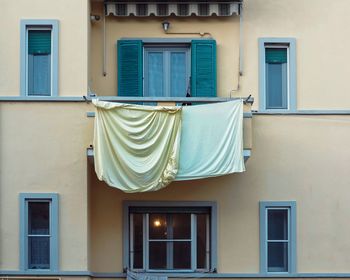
[105,2,240,17]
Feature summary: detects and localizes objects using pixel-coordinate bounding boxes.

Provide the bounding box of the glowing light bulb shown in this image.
[154,220,161,227]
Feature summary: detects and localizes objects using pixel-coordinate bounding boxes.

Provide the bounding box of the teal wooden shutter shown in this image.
[191,40,217,97]
[265,48,287,64]
[28,30,51,54]
[117,40,143,96]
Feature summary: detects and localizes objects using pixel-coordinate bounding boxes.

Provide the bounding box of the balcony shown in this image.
[86,95,253,164]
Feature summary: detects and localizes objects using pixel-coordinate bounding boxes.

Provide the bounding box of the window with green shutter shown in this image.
[117,39,217,98]
[27,29,52,96]
[20,20,59,97]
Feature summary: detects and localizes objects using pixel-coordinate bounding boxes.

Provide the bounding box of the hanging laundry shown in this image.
[92,100,182,193]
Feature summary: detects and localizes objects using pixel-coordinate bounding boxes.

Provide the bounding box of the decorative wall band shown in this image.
[105,2,240,17]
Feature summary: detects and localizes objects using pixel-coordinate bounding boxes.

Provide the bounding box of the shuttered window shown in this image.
[265,47,288,109]
[117,39,217,98]
[27,29,52,96]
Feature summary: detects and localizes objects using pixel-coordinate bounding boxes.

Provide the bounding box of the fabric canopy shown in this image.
[93,100,182,193]
[176,100,245,180]
[92,99,245,192]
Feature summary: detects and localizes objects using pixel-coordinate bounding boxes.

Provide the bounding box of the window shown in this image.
[20,193,59,271]
[259,38,296,111]
[259,201,296,274]
[117,39,216,99]
[144,46,190,97]
[124,202,217,272]
[20,20,59,97]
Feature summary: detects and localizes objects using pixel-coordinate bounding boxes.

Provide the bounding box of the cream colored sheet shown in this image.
[93,100,182,192]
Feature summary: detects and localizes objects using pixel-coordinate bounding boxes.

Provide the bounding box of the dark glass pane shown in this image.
[172,213,191,239]
[132,214,143,269]
[268,209,288,240]
[173,241,191,269]
[268,242,288,272]
[266,62,288,109]
[28,236,50,269]
[149,242,167,269]
[149,214,167,239]
[197,214,208,269]
[28,202,49,235]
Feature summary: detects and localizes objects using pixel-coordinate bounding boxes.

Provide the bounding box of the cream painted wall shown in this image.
[89,114,350,273]
[89,2,240,98]
[0,0,89,96]
[0,103,94,270]
[90,0,350,110]
[242,0,350,110]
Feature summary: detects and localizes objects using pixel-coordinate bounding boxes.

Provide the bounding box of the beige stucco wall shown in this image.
[90,0,350,110]
[0,103,94,270]
[242,0,350,110]
[89,2,240,98]
[89,114,350,273]
[0,0,89,96]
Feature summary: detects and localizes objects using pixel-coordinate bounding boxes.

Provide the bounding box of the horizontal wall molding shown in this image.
[0,96,253,104]
[254,110,350,115]
[4,270,350,278]
[86,111,253,118]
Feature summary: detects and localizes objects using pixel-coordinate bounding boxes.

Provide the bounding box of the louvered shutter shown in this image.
[117,40,143,97]
[28,30,51,54]
[191,40,217,97]
[265,48,287,64]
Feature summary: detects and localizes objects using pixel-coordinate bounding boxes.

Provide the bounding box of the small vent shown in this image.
[177,4,189,16]
[219,3,230,16]
[157,4,168,16]
[137,4,148,16]
[116,4,127,16]
[198,3,209,16]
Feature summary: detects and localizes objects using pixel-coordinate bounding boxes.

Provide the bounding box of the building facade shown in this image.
[1,0,350,279]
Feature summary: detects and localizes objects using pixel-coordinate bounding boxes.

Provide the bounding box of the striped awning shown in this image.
[105,2,240,17]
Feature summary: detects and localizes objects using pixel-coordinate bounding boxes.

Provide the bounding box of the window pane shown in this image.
[173,241,191,269]
[132,214,143,269]
[172,213,191,239]
[149,214,167,239]
[197,214,209,269]
[149,242,167,269]
[268,242,288,272]
[147,52,163,97]
[28,54,51,96]
[28,236,50,269]
[266,62,288,109]
[265,47,288,110]
[268,209,288,240]
[170,52,187,97]
[28,202,49,235]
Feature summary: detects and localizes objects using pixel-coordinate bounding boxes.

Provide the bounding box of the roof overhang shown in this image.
[105,1,241,17]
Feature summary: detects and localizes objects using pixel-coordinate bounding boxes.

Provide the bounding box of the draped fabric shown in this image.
[92,99,245,192]
[93,100,182,193]
[176,100,245,180]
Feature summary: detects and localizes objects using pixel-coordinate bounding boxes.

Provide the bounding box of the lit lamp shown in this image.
[154,220,161,227]
[162,21,170,32]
